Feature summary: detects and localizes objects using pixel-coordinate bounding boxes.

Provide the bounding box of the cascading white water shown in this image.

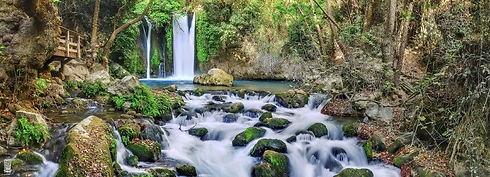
[158,93,401,177]
[144,16,153,79]
[113,129,148,174]
[33,152,59,177]
[172,13,195,80]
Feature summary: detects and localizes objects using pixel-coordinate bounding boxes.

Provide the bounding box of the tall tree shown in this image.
[88,0,100,71]
[309,0,326,57]
[381,0,397,80]
[99,0,154,69]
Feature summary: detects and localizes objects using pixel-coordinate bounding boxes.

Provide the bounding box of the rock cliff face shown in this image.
[0,0,61,96]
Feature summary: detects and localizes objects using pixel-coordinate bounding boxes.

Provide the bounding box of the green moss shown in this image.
[263,118,291,129]
[262,150,289,177]
[56,144,83,177]
[176,164,197,176]
[16,151,43,164]
[194,88,205,96]
[188,128,209,138]
[342,122,359,137]
[259,112,272,122]
[335,168,374,177]
[274,90,309,108]
[250,139,287,157]
[232,127,266,146]
[127,155,138,166]
[127,140,161,162]
[230,102,245,113]
[149,168,177,177]
[307,123,328,137]
[118,121,142,140]
[363,139,373,160]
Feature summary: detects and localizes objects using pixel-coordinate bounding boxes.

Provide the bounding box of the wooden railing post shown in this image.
[77,35,81,58]
[65,30,70,57]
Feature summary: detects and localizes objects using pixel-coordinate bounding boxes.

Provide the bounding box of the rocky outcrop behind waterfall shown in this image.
[193,68,234,86]
[0,0,61,96]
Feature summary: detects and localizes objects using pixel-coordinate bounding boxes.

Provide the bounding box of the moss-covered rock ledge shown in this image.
[56,116,115,177]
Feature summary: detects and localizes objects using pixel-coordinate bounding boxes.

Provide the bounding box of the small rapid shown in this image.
[156,92,401,177]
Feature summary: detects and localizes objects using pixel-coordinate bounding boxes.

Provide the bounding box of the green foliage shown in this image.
[122,135,130,146]
[133,0,183,27]
[111,84,172,117]
[196,0,260,62]
[63,80,81,91]
[81,81,108,98]
[15,117,51,146]
[34,78,50,99]
[0,46,4,56]
[109,65,130,79]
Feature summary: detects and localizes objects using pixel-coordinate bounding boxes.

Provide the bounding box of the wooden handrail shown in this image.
[55,26,83,59]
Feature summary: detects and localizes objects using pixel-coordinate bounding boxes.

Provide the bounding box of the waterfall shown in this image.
[33,152,59,177]
[158,62,165,78]
[144,16,152,79]
[172,13,196,80]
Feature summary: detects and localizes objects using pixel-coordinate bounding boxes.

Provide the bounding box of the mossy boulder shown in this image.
[117,120,141,140]
[252,150,289,177]
[126,155,138,167]
[334,168,374,177]
[193,68,234,86]
[230,102,245,113]
[261,118,291,129]
[149,168,177,177]
[370,131,386,152]
[261,104,277,112]
[126,139,162,162]
[387,133,414,154]
[275,89,309,108]
[342,122,359,137]
[232,127,266,146]
[188,127,209,139]
[259,112,273,122]
[307,123,328,137]
[176,164,197,176]
[250,139,287,157]
[16,151,43,164]
[194,88,205,96]
[394,150,420,167]
[56,116,114,177]
[363,139,373,160]
[244,108,263,118]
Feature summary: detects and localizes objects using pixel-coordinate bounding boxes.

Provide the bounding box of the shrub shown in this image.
[81,81,108,98]
[15,117,50,146]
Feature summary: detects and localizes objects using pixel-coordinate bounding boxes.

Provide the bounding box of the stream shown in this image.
[18,91,400,177]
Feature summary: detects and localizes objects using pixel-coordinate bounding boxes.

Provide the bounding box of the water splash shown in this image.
[33,152,59,177]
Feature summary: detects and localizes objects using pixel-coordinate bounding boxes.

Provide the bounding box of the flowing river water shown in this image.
[20,90,400,176]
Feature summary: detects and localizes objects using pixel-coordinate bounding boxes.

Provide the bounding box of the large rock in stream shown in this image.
[56,116,115,177]
[275,89,309,108]
[193,68,234,86]
[252,150,289,177]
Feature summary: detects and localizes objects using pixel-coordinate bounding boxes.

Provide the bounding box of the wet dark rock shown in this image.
[307,123,328,137]
[176,164,197,176]
[222,113,237,123]
[250,139,287,157]
[126,139,161,162]
[212,95,227,102]
[286,136,296,143]
[232,127,266,146]
[370,131,387,152]
[309,93,332,109]
[258,112,272,122]
[252,150,289,177]
[243,108,263,118]
[230,102,245,113]
[261,104,277,112]
[275,89,309,108]
[334,168,373,177]
[193,107,205,115]
[180,111,197,120]
[188,127,208,139]
[261,118,291,129]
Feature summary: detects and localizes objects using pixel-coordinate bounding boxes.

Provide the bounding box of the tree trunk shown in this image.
[381,0,397,79]
[100,0,154,70]
[394,3,413,86]
[88,0,100,70]
[363,0,374,31]
[309,0,326,57]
